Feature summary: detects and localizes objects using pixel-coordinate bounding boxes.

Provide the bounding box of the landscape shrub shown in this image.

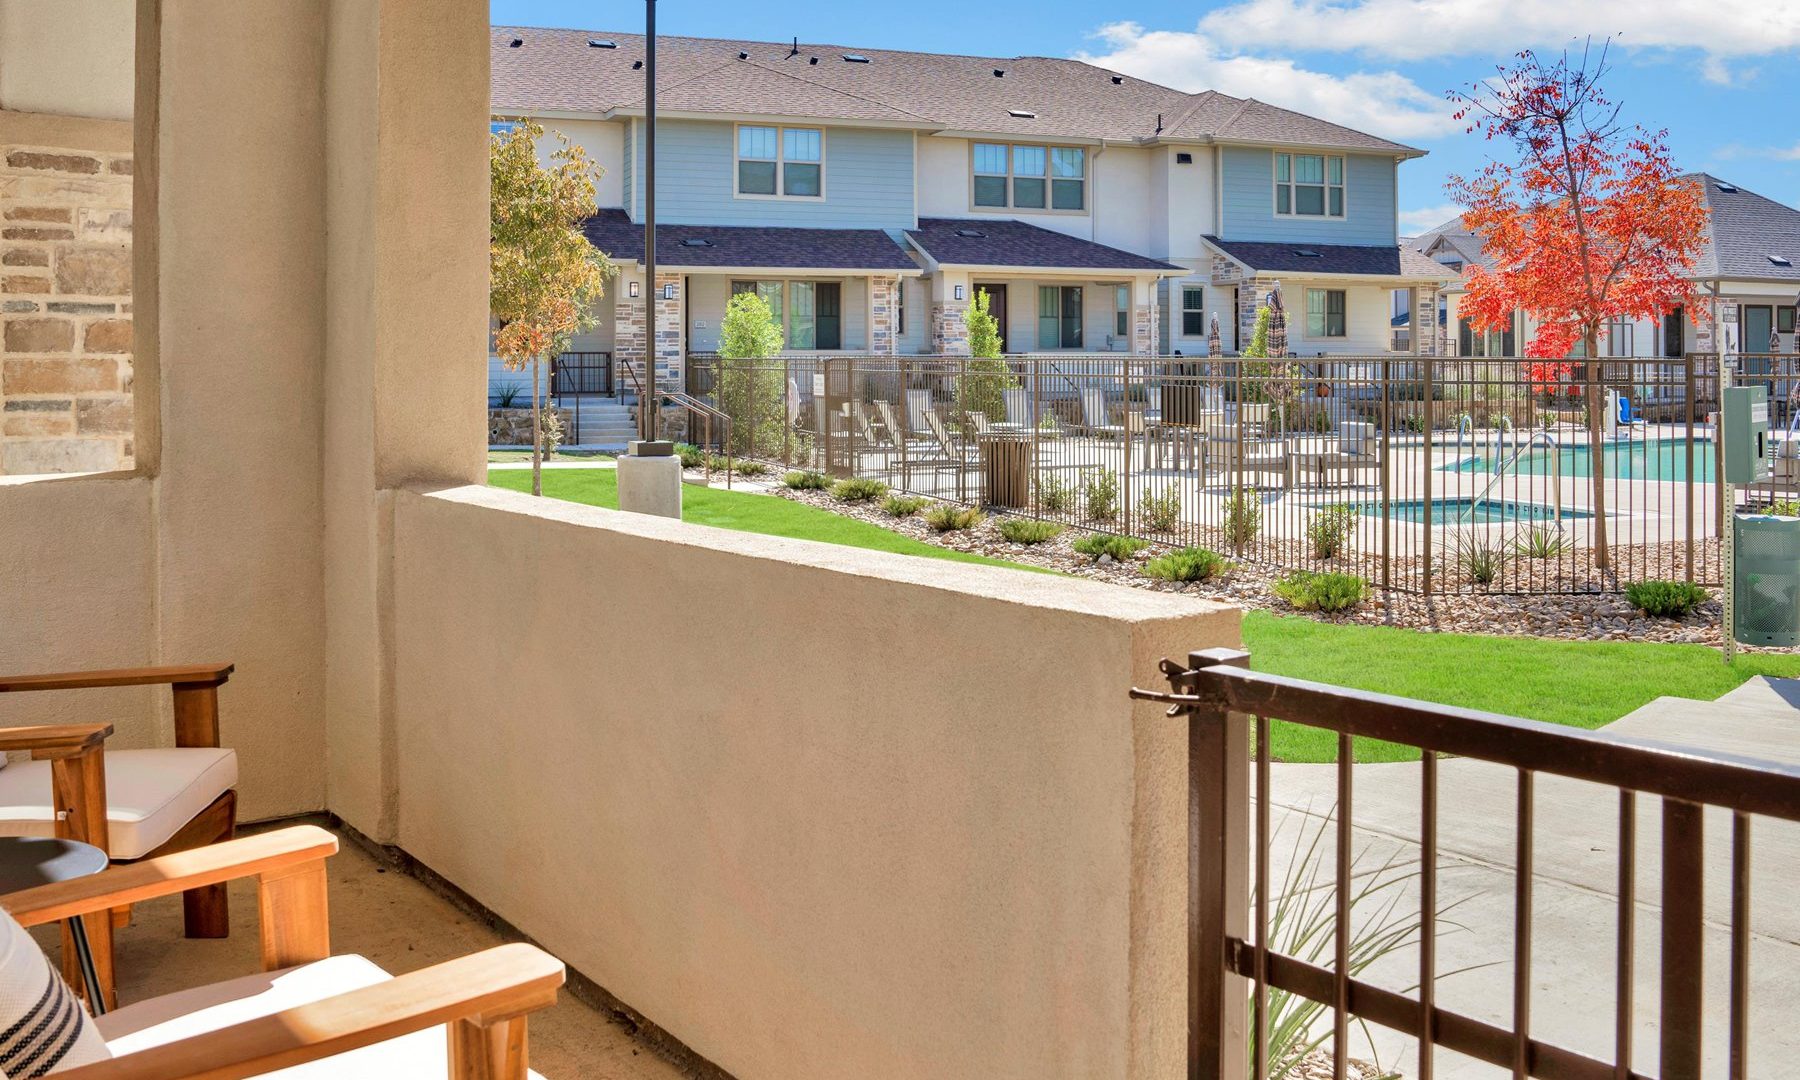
[1222,487,1261,555]
[923,505,984,532]
[1766,499,1800,517]
[1143,546,1232,583]
[1071,533,1148,562]
[783,469,830,490]
[1515,527,1567,560]
[1139,486,1181,532]
[830,476,888,501]
[732,458,768,477]
[881,495,928,517]
[997,518,1064,544]
[1274,571,1367,614]
[1306,504,1358,560]
[675,443,706,469]
[1625,579,1709,618]
[1455,536,1506,586]
[1038,472,1076,513]
[1083,467,1119,523]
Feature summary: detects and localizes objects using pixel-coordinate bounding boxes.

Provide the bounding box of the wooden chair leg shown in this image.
[449,1015,530,1080]
[51,743,117,1010]
[182,789,236,939]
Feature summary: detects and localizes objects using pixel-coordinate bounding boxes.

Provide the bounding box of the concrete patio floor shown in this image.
[1266,676,1800,1077]
[47,823,694,1080]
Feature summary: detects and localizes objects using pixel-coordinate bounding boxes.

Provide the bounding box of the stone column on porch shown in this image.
[1415,285,1442,356]
[868,274,899,356]
[613,277,646,399]
[652,272,686,441]
[1235,275,1272,353]
[1131,279,1158,356]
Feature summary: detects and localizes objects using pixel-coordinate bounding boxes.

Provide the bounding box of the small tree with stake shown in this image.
[957,288,1016,422]
[1448,41,1709,570]
[490,120,612,496]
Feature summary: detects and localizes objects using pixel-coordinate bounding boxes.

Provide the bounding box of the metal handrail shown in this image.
[622,363,734,485]
[1462,428,1562,527]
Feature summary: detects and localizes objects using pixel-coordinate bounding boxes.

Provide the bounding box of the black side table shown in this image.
[0,837,109,1013]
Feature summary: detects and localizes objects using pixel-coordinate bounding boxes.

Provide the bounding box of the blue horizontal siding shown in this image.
[633,119,913,229]
[1218,146,1396,247]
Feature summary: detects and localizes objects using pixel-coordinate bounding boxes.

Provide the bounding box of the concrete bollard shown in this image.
[616,441,682,519]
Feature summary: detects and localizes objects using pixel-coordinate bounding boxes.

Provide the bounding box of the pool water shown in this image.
[1329,499,1592,525]
[1443,437,1715,482]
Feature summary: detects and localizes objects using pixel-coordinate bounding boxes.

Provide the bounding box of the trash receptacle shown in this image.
[1734,513,1800,646]
[979,429,1031,509]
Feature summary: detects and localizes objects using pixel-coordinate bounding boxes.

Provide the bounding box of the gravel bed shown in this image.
[729,474,1787,650]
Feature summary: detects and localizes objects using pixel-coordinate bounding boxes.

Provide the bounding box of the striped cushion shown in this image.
[0,909,108,1076]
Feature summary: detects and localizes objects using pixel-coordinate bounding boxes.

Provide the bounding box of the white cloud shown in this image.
[1076,22,1459,141]
[1713,142,1800,161]
[1398,204,1464,234]
[1193,0,1800,63]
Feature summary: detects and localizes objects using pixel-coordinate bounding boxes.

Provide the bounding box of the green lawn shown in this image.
[487,468,1036,571]
[495,467,1800,764]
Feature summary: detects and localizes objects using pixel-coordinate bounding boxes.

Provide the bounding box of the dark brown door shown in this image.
[976,283,1008,353]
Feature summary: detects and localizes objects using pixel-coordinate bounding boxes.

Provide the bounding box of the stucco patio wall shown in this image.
[392,482,1240,1080]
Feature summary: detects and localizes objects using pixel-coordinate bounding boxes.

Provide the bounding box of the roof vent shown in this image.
[993,68,1005,78]
[954,228,986,238]
[632,59,643,70]
[1008,109,1036,119]
[809,56,819,65]
[841,53,869,63]
[1293,249,1322,258]
[588,39,617,49]
[681,238,714,248]
[1110,75,1123,85]
[508,37,522,48]
[1716,182,1739,193]
[1771,255,1793,267]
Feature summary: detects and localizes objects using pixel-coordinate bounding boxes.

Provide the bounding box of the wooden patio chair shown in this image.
[0,664,241,1008]
[1313,421,1382,488]
[4,826,565,1078]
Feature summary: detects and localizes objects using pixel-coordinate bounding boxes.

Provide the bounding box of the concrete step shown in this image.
[1603,693,1800,765]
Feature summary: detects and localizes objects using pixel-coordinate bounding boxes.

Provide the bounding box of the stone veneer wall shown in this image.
[1415,286,1442,356]
[931,298,969,356]
[1,137,133,474]
[1132,301,1157,356]
[869,274,898,356]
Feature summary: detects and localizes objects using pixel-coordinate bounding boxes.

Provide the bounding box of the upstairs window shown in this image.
[1275,152,1345,218]
[1181,286,1206,336]
[1305,288,1347,338]
[972,142,1085,211]
[737,125,824,198]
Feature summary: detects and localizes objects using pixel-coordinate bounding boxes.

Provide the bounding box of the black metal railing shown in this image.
[550,351,612,396]
[1134,648,1800,1080]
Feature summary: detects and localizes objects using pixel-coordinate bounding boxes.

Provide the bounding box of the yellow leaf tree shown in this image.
[491,119,612,495]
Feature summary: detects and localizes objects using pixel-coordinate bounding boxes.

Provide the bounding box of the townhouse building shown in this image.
[490,26,1456,401]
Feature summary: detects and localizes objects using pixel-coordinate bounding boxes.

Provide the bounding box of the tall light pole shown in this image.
[640,0,658,443]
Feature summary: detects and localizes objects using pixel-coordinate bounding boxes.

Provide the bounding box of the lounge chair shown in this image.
[1313,421,1382,488]
[1079,387,1124,439]
[968,411,991,435]
[1203,415,1290,488]
[5,827,563,1078]
[924,410,974,461]
[905,389,934,437]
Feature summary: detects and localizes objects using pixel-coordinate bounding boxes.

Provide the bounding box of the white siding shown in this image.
[1286,282,1399,356]
[529,117,625,210]
[1163,147,1217,261]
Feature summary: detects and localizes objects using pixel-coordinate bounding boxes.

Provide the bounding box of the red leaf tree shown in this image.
[1447,42,1709,570]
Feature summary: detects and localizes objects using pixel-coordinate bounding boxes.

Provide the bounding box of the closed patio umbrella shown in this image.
[1266,282,1288,357]
[1208,311,1222,358]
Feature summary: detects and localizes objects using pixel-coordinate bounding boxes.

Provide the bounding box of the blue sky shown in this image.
[491,1,1800,233]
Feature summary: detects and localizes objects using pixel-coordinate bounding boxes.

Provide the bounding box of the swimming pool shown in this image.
[1329,499,1592,525]
[1443,437,1715,482]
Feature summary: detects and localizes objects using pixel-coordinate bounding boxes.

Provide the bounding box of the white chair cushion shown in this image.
[0,749,236,861]
[96,955,546,1078]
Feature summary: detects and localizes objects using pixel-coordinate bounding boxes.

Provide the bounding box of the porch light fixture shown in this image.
[629,280,640,298]
[662,282,677,300]
[954,284,965,301]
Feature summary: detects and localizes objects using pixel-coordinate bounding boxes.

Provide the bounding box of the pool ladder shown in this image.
[1461,428,1563,528]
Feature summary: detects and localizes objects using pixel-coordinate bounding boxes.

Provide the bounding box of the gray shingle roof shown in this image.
[492,26,1419,153]
[1688,173,1800,283]
[1204,236,1456,280]
[582,208,917,270]
[907,218,1181,272]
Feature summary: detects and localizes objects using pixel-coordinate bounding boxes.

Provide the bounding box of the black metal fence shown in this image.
[686,352,1794,595]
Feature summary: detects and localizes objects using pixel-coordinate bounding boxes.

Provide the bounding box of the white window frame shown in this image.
[734,124,827,201]
[1180,285,1206,337]
[730,278,848,350]
[1273,152,1347,220]
[970,142,1087,214]
[1114,285,1130,339]
[1305,288,1348,338]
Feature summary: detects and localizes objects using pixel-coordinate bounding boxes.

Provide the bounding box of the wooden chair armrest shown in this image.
[0,722,111,756]
[2,826,337,927]
[51,944,565,1080]
[0,664,234,694]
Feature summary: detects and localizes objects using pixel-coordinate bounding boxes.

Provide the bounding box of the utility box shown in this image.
[1722,385,1771,484]
[1735,513,1800,646]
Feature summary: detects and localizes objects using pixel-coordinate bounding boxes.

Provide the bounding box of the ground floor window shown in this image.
[1305,288,1346,338]
[1037,285,1083,348]
[1181,285,1206,336]
[895,279,906,336]
[1663,307,1685,358]
[1458,314,1516,357]
[1114,285,1130,338]
[731,279,843,350]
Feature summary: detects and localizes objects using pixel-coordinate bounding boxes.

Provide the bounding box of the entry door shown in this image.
[816,282,842,351]
[976,284,1008,352]
[1744,305,1775,390]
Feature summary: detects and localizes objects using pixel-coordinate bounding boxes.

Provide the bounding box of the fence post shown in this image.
[1381,357,1392,592]
[1684,355,1694,582]
[1122,357,1133,536]
[783,357,792,467]
[1422,355,1435,594]
[1182,648,1251,1080]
